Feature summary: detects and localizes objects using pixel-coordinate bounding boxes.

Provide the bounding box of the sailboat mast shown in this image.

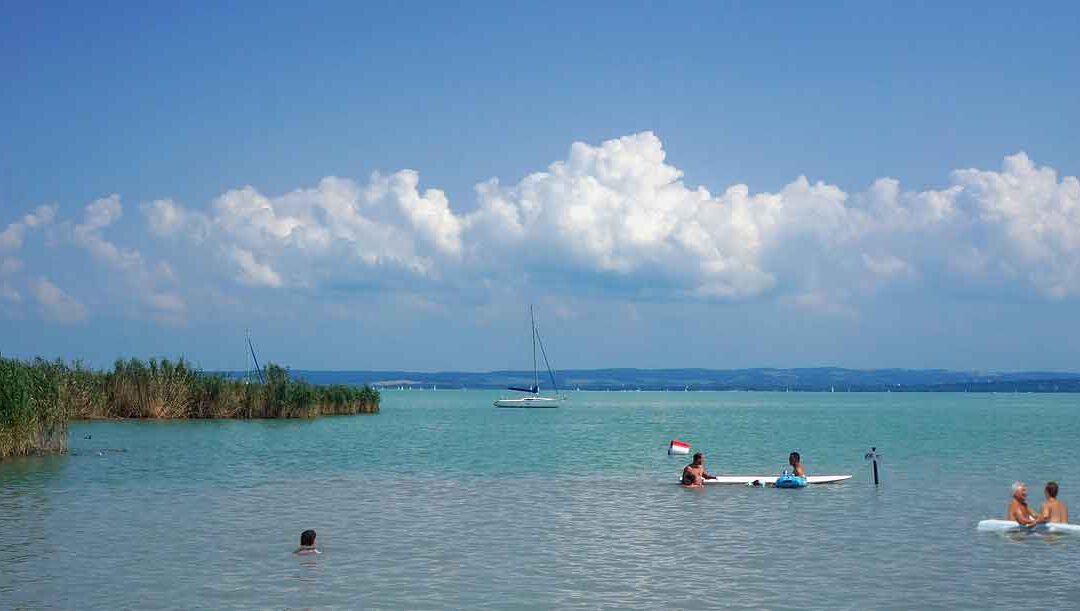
[535,324,559,396]
[531,305,538,392]
[246,329,265,385]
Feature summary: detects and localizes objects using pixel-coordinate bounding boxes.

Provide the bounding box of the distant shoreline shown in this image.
[264,367,1080,394]
[373,386,1080,393]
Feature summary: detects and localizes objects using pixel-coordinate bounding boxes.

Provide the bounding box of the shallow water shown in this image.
[2,391,1079,609]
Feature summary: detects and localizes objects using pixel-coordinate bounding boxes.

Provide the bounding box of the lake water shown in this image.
[2,391,1079,609]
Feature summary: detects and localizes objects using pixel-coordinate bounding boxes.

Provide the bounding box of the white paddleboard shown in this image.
[977,519,1080,534]
[697,475,852,485]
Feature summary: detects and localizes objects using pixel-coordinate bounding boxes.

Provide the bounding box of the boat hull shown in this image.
[493,397,561,408]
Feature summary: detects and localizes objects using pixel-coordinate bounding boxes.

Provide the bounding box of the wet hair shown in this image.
[300,529,317,547]
[692,452,703,462]
[789,452,801,463]
[1046,481,1059,498]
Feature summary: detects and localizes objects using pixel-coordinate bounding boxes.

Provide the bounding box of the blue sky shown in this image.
[2,2,1079,371]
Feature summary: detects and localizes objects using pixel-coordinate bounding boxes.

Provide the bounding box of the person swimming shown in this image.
[294,529,321,555]
[1006,482,1038,526]
[1037,481,1069,524]
[788,452,805,477]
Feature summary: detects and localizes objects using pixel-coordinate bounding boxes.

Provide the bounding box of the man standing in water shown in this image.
[1037,481,1069,524]
[682,452,714,486]
[1007,482,1038,525]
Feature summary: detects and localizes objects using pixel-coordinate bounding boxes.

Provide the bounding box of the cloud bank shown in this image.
[3,132,1080,324]
[147,132,1080,302]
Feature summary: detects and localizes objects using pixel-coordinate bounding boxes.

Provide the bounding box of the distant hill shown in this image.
[230,367,1080,393]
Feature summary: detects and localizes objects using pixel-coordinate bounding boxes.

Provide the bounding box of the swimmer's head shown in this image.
[1012,481,1027,499]
[1046,481,1059,498]
[300,529,317,547]
[692,452,703,465]
[789,452,801,466]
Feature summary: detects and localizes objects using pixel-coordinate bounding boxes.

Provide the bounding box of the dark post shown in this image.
[865,447,881,485]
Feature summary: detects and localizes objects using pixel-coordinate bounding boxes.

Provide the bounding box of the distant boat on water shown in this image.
[494,306,562,408]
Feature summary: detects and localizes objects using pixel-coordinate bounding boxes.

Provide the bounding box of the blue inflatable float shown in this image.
[774,474,808,488]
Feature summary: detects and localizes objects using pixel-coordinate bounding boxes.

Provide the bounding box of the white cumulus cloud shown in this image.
[948,153,1080,298]
[73,195,143,271]
[138,132,1080,309]
[30,277,87,323]
[71,195,188,322]
[228,247,283,288]
[7,131,1075,329]
[0,204,57,250]
[152,172,465,289]
[466,133,870,300]
[142,198,190,238]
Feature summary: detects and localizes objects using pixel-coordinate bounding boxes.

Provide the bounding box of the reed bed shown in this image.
[0,356,379,458]
[0,358,68,458]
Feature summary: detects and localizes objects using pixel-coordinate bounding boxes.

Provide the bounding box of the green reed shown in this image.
[0,355,379,458]
[0,358,68,458]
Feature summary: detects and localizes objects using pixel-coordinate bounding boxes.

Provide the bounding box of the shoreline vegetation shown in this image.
[0,356,380,459]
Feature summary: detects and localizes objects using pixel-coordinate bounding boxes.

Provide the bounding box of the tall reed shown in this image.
[0,358,68,458]
[0,356,380,458]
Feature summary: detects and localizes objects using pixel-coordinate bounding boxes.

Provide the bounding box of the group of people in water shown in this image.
[1007,481,1069,525]
[682,453,1069,528]
[681,451,804,488]
[292,462,1064,557]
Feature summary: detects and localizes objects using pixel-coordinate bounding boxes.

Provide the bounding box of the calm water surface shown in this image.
[3,391,1080,609]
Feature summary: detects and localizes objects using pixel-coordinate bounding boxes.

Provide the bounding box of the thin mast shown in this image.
[531,305,538,392]
[247,329,265,384]
[535,322,559,396]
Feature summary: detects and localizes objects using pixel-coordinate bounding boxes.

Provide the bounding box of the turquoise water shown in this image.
[3,391,1080,609]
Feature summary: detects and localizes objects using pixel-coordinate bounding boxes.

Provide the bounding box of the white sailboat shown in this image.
[494,306,562,408]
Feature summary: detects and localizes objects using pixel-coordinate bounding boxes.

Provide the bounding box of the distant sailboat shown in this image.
[494,306,561,408]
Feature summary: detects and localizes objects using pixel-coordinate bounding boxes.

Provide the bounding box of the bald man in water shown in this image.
[1007,481,1038,526]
